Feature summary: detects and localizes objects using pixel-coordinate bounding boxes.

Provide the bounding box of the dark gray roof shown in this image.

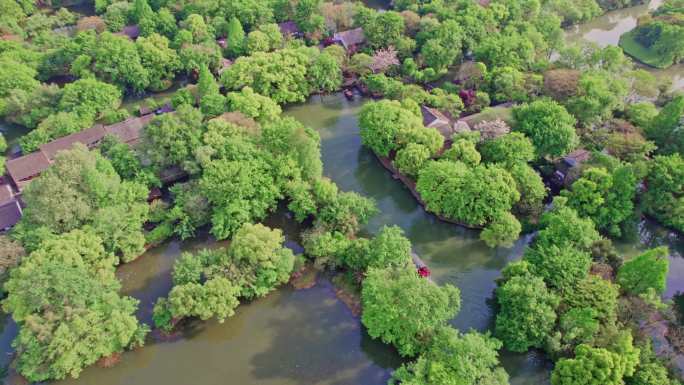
[421,105,449,127]
[279,21,300,36]
[0,200,22,230]
[333,28,365,49]
[563,149,591,167]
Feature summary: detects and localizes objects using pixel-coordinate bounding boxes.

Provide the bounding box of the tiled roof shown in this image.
[0,182,13,204]
[105,115,154,145]
[421,105,450,127]
[333,28,365,49]
[5,151,50,185]
[279,21,300,36]
[0,200,22,230]
[40,124,106,161]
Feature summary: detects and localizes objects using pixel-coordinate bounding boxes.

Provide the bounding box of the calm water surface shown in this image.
[565,0,684,90]
[3,1,684,382]
[2,92,680,385]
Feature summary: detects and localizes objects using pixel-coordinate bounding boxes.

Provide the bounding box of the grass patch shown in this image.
[462,105,514,126]
[619,30,673,69]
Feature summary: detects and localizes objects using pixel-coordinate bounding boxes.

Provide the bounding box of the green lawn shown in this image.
[619,29,673,69]
[462,105,514,126]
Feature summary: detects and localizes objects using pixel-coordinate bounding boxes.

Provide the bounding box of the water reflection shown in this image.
[57,278,398,385]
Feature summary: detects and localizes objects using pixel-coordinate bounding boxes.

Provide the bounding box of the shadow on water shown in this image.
[249,278,401,385]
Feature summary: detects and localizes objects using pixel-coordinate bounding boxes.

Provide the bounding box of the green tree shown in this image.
[487,66,537,103]
[362,266,461,357]
[629,362,671,385]
[2,231,147,382]
[563,166,636,237]
[246,30,270,54]
[533,199,600,251]
[58,78,122,121]
[226,86,282,122]
[416,161,520,227]
[309,52,342,93]
[359,99,424,157]
[361,11,406,50]
[92,32,151,92]
[394,143,431,178]
[390,327,509,385]
[551,333,639,385]
[617,247,669,295]
[480,212,522,248]
[141,104,204,171]
[136,33,180,92]
[513,99,578,159]
[645,95,684,155]
[510,163,547,217]
[0,58,39,97]
[525,244,591,293]
[495,273,559,352]
[221,47,316,103]
[131,0,154,24]
[564,275,619,324]
[479,132,536,166]
[625,101,658,129]
[197,65,225,117]
[442,139,481,167]
[344,225,412,270]
[565,70,628,126]
[15,145,148,261]
[167,277,240,322]
[226,16,245,57]
[642,154,684,232]
[227,223,295,299]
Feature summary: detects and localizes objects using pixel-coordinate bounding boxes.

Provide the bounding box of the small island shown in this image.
[619,0,684,68]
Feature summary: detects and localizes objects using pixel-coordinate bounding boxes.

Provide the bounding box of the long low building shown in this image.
[4,114,156,192]
[1,112,162,231]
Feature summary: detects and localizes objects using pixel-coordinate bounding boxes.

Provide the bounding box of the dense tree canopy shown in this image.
[15,144,148,262]
[495,268,559,352]
[563,165,636,237]
[513,99,578,159]
[2,230,147,382]
[390,327,509,385]
[617,247,670,295]
[642,154,684,232]
[362,266,461,357]
[416,160,520,228]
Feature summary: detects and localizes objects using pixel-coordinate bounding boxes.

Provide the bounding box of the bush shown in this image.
[394,143,432,178]
[480,212,522,248]
[617,246,669,295]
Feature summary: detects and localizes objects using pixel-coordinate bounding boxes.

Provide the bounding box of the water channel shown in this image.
[1,1,683,384]
[565,0,684,90]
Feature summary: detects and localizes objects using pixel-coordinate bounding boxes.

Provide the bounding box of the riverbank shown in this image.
[373,152,484,230]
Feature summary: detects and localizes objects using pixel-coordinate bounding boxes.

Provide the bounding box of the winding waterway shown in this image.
[1,2,683,383]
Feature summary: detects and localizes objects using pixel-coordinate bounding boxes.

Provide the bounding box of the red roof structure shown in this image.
[40,124,106,161]
[5,151,51,191]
